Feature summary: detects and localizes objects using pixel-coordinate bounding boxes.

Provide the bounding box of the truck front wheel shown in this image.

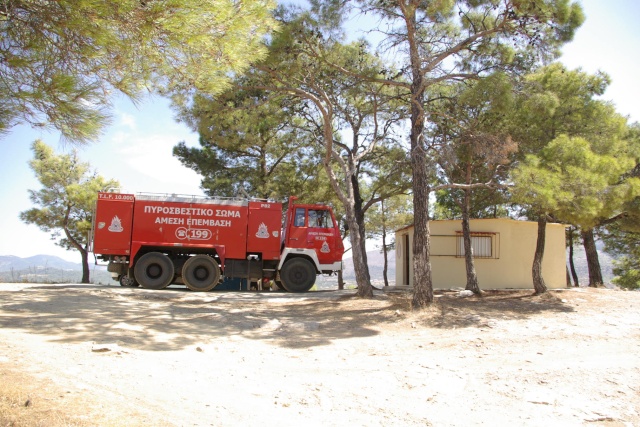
[182,255,220,292]
[280,258,316,292]
[134,252,174,290]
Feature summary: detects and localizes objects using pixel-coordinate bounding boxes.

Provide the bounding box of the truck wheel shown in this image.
[280,258,316,292]
[119,274,139,287]
[134,252,174,290]
[182,255,220,292]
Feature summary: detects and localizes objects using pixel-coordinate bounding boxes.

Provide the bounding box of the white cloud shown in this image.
[119,112,137,130]
[115,133,203,195]
[110,131,129,145]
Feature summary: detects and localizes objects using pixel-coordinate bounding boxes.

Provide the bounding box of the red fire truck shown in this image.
[91,191,344,292]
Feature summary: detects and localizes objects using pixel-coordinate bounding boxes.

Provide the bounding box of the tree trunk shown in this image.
[461,189,480,294]
[381,199,389,287]
[407,8,433,308]
[382,238,389,287]
[532,214,548,294]
[319,109,372,297]
[581,228,603,287]
[337,269,344,290]
[352,175,371,284]
[568,227,579,287]
[412,187,434,307]
[63,219,90,284]
[346,213,373,297]
[81,247,90,284]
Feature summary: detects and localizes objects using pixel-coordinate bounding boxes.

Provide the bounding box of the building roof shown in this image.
[395,217,568,233]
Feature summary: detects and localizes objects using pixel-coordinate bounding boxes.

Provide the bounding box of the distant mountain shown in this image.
[341,249,396,286]
[0,254,112,284]
[0,254,82,272]
[0,244,615,287]
[566,241,615,285]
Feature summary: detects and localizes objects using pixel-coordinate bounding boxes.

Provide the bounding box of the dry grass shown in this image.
[0,369,151,427]
[0,369,85,427]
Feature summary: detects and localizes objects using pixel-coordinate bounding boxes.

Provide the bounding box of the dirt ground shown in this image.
[0,283,638,427]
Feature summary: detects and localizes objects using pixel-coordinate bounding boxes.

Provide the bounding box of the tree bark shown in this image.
[352,174,371,284]
[581,228,603,287]
[461,189,481,294]
[314,93,372,297]
[406,6,434,308]
[63,208,90,284]
[568,227,579,287]
[381,199,389,287]
[345,212,373,297]
[532,214,548,294]
[382,233,389,287]
[412,188,434,307]
[337,269,344,290]
[81,247,90,284]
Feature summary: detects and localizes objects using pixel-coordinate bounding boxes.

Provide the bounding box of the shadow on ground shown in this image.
[424,289,576,329]
[0,284,575,351]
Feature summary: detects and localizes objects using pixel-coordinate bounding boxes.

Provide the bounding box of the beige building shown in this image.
[395,218,567,289]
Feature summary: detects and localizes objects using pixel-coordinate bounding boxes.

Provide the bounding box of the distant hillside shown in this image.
[0,244,615,288]
[341,249,396,286]
[566,241,615,285]
[0,255,83,272]
[0,255,112,284]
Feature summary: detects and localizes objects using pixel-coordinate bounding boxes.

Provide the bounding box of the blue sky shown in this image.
[0,0,638,263]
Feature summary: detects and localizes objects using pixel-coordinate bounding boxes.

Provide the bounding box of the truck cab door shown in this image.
[286,207,309,248]
[305,208,342,265]
[284,205,344,266]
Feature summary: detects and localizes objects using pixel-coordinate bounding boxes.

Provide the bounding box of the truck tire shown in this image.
[182,255,220,292]
[273,280,285,291]
[134,252,174,290]
[280,258,316,292]
[119,274,139,287]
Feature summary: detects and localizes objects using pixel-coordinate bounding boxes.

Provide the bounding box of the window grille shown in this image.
[455,232,498,259]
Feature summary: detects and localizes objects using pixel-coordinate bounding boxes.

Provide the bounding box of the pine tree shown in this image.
[20,141,119,283]
[0,0,277,143]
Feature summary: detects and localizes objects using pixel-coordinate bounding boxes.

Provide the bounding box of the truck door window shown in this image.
[294,208,306,227]
[309,209,332,228]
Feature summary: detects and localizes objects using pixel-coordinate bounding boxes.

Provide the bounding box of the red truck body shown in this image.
[92,191,344,292]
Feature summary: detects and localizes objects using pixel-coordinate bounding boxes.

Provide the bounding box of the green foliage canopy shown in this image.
[603,223,640,290]
[511,135,640,228]
[20,140,118,255]
[510,64,639,227]
[0,0,277,143]
[174,86,323,200]
[429,73,516,219]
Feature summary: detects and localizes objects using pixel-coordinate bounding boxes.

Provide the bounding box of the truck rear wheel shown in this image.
[280,258,316,292]
[183,255,220,292]
[134,252,174,290]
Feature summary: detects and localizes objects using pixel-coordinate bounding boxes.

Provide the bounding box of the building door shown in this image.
[403,233,410,286]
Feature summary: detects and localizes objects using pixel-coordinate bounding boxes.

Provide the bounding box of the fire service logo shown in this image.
[256,223,269,239]
[108,216,123,232]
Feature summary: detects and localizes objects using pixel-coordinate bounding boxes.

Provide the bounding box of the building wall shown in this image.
[395,219,566,289]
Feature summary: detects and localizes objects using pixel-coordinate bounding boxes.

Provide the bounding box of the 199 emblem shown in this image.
[176,227,212,241]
